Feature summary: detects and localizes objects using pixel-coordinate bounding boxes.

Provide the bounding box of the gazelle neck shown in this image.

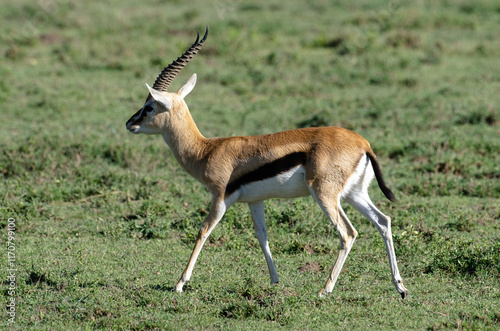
[161,100,208,181]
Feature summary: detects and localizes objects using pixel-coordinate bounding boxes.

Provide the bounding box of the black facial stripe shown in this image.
[138,105,153,119]
[126,108,143,126]
[225,152,307,196]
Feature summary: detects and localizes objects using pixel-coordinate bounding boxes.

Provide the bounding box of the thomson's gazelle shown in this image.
[126,28,409,298]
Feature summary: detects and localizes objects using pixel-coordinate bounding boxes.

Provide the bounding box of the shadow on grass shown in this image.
[149,284,179,292]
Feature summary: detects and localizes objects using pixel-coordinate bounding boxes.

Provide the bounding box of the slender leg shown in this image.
[248,201,279,284]
[308,187,358,297]
[345,191,409,299]
[175,198,228,292]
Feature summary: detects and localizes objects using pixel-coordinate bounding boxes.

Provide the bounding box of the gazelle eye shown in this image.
[144,105,155,114]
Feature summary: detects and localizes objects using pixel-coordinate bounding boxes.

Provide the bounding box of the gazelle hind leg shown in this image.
[308,186,358,296]
[248,201,279,284]
[175,198,229,292]
[345,191,409,299]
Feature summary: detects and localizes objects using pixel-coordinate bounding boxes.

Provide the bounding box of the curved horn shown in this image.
[152,27,208,92]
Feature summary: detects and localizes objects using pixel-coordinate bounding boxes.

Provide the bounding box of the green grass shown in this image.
[1,0,499,329]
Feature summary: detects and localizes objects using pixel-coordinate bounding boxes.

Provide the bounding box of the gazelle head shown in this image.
[126,28,208,135]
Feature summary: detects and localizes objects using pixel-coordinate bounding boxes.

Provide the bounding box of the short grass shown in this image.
[1,0,499,329]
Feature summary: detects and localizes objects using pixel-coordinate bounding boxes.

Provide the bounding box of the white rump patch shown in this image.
[340,154,374,201]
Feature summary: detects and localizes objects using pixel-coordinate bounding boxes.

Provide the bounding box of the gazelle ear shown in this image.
[177,73,197,99]
[146,83,171,109]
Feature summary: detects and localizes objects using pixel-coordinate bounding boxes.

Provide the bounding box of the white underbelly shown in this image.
[235,165,310,203]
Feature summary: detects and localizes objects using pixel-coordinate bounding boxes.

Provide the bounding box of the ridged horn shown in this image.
[152,27,208,92]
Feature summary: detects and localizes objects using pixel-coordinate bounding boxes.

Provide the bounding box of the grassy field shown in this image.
[1,0,499,329]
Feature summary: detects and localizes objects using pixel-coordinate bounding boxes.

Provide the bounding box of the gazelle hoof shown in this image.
[318,288,330,297]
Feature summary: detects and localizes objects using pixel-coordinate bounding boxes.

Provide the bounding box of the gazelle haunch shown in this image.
[126,28,409,299]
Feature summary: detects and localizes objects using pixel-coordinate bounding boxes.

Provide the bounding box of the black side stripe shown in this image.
[225,152,307,196]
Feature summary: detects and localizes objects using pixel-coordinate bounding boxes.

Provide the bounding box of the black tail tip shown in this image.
[385,189,397,203]
[366,151,397,203]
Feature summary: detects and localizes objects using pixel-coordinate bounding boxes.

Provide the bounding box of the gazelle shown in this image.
[126,28,409,298]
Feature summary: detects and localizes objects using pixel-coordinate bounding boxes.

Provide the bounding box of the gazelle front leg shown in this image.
[175,197,228,292]
[248,201,279,284]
